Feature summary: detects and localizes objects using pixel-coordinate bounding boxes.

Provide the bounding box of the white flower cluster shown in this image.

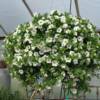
[5,10,100,94]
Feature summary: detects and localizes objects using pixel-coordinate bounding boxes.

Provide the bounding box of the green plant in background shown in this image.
[0,88,24,100]
[4,10,100,96]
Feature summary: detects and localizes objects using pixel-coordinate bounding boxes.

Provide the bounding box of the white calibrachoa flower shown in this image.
[46,58,52,64]
[46,37,53,43]
[73,37,77,43]
[34,52,39,57]
[38,57,44,63]
[19,69,24,75]
[62,24,68,28]
[52,60,59,67]
[64,56,71,63]
[57,27,62,33]
[48,24,54,29]
[61,39,69,47]
[73,26,80,31]
[71,88,77,94]
[65,29,71,34]
[60,16,66,23]
[28,51,33,57]
[85,51,90,57]
[69,51,75,56]
[54,15,60,19]
[33,12,38,17]
[61,64,66,69]
[38,20,44,26]
[78,36,83,42]
[5,10,100,95]
[73,59,78,64]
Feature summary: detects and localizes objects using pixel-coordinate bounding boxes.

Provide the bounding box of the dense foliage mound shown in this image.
[5,10,100,94]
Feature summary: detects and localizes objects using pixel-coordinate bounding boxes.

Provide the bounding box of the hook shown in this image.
[22,0,33,17]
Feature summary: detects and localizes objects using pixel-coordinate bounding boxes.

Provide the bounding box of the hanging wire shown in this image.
[22,0,33,17]
[69,0,72,14]
[74,0,81,17]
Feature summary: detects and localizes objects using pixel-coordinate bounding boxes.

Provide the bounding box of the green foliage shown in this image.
[4,10,100,95]
[0,88,24,100]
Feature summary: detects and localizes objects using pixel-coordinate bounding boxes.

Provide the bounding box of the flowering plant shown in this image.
[4,10,100,95]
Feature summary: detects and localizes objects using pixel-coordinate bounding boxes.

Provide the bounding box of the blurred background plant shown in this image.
[0,88,25,100]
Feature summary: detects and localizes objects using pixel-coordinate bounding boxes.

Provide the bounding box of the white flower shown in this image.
[73,59,78,64]
[54,34,60,39]
[67,44,72,49]
[44,20,51,24]
[33,12,38,17]
[61,39,68,47]
[38,20,44,26]
[69,51,74,56]
[71,88,77,94]
[19,69,24,75]
[29,51,33,56]
[41,55,48,61]
[48,24,54,29]
[52,60,59,67]
[74,32,78,36]
[44,74,48,77]
[28,60,32,66]
[70,74,75,79]
[54,15,60,19]
[74,21,79,25]
[31,28,37,36]
[60,16,66,23]
[73,26,80,31]
[77,53,82,59]
[73,37,77,43]
[65,29,71,34]
[57,27,62,33]
[62,24,68,28]
[15,55,22,61]
[46,37,53,43]
[64,56,71,63]
[78,36,83,42]
[33,62,39,66]
[61,72,65,77]
[39,51,44,55]
[24,47,29,52]
[24,38,32,44]
[34,52,39,57]
[31,46,35,50]
[61,64,66,69]
[46,58,52,64]
[13,32,17,36]
[46,86,51,90]
[85,51,90,57]
[38,57,44,63]
[86,58,91,64]
[87,23,92,30]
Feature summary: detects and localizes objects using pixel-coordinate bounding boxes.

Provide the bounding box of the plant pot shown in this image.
[0,68,11,89]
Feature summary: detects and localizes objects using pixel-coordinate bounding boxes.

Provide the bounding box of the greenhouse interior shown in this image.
[0,0,100,100]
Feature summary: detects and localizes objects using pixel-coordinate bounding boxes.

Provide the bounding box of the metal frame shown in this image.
[25,85,100,100]
[0,24,7,35]
[22,0,33,17]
